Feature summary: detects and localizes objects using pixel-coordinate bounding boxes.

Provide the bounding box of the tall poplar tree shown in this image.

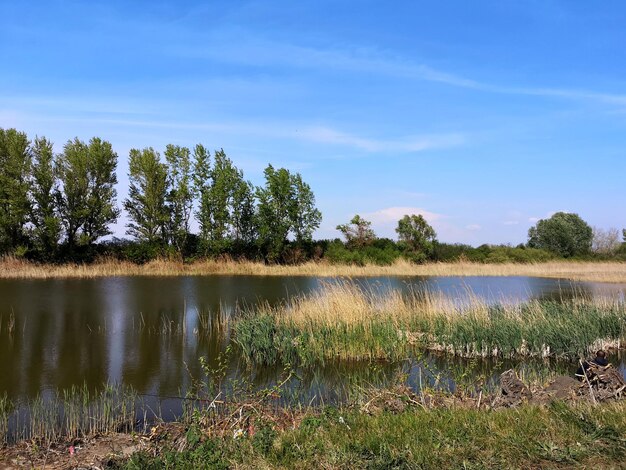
[290,173,321,243]
[124,147,169,243]
[30,136,61,255]
[56,137,119,248]
[194,148,257,252]
[192,144,212,242]
[56,138,89,248]
[164,144,192,255]
[0,128,32,251]
[231,178,256,244]
[256,165,320,261]
[83,138,119,243]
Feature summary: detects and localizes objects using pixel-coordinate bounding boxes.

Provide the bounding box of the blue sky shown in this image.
[1,1,625,244]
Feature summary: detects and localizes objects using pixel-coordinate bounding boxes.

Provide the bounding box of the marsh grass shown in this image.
[0,394,12,445]
[1,256,626,283]
[233,282,626,366]
[1,384,136,445]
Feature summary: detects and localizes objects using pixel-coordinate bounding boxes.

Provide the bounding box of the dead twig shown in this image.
[580,360,597,405]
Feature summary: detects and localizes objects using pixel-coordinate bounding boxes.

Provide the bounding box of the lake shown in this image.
[1,275,625,412]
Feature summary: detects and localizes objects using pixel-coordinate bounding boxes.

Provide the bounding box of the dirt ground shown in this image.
[0,432,144,469]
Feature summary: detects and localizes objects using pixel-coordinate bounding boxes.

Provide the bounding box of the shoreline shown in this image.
[1,258,625,283]
[2,385,625,469]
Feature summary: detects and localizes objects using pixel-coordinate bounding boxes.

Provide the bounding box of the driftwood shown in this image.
[582,363,626,401]
[494,364,625,408]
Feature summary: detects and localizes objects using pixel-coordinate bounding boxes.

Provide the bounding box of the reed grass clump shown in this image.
[233,282,626,366]
[3,384,136,445]
[0,394,13,445]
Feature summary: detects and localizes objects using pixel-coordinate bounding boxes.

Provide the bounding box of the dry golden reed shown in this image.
[1,256,625,283]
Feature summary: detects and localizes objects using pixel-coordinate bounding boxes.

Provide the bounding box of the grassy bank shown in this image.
[1,256,626,282]
[3,383,626,469]
[119,401,626,469]
[234,283,626,365]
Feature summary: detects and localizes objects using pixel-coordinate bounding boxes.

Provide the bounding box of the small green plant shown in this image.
[252,424,277,456]
[185,424,202,448]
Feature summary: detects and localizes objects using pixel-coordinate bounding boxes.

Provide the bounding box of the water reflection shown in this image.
[0,275,624,404]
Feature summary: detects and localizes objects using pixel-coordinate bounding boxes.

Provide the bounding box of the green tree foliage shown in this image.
[257,166,295,261]
[56,137,119,248]
[231,178,256,245]
[194,149,257,253]
[528,212,593,257]
[56,138,89,247]
[164,144,193,255]
[124,148,169,243]
[193,144,212,243]
[336,215,376,248]
[30,136,61,255]
[290,173,321,243]
[0,128,32,252]
[256,165,321,261]
[83,138,120,244]
[396,214,437,262]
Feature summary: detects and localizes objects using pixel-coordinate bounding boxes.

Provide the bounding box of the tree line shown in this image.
[328,211,626,265]
[1,127,624,265]
[0,128,321,262]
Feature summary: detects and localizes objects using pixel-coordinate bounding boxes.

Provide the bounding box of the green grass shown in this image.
[121,401,626,469]
[234,312,410,367]
[423,301,625,358]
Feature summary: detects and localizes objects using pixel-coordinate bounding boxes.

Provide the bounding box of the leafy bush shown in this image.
[324,239,402,266]
[432,242,555,263]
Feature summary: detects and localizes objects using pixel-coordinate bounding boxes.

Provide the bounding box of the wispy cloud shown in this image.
[7,103,466,155]
[176,34,626,108]
[297,126,465,152]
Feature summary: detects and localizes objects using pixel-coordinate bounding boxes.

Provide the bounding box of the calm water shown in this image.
[1,275,625,409]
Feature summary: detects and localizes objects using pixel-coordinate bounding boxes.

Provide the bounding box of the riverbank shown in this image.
[3,396,626,469]
[1,353,625,469]
[1,257,626,283]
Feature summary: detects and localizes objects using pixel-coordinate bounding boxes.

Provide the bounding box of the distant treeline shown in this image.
[1,127,625,265]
